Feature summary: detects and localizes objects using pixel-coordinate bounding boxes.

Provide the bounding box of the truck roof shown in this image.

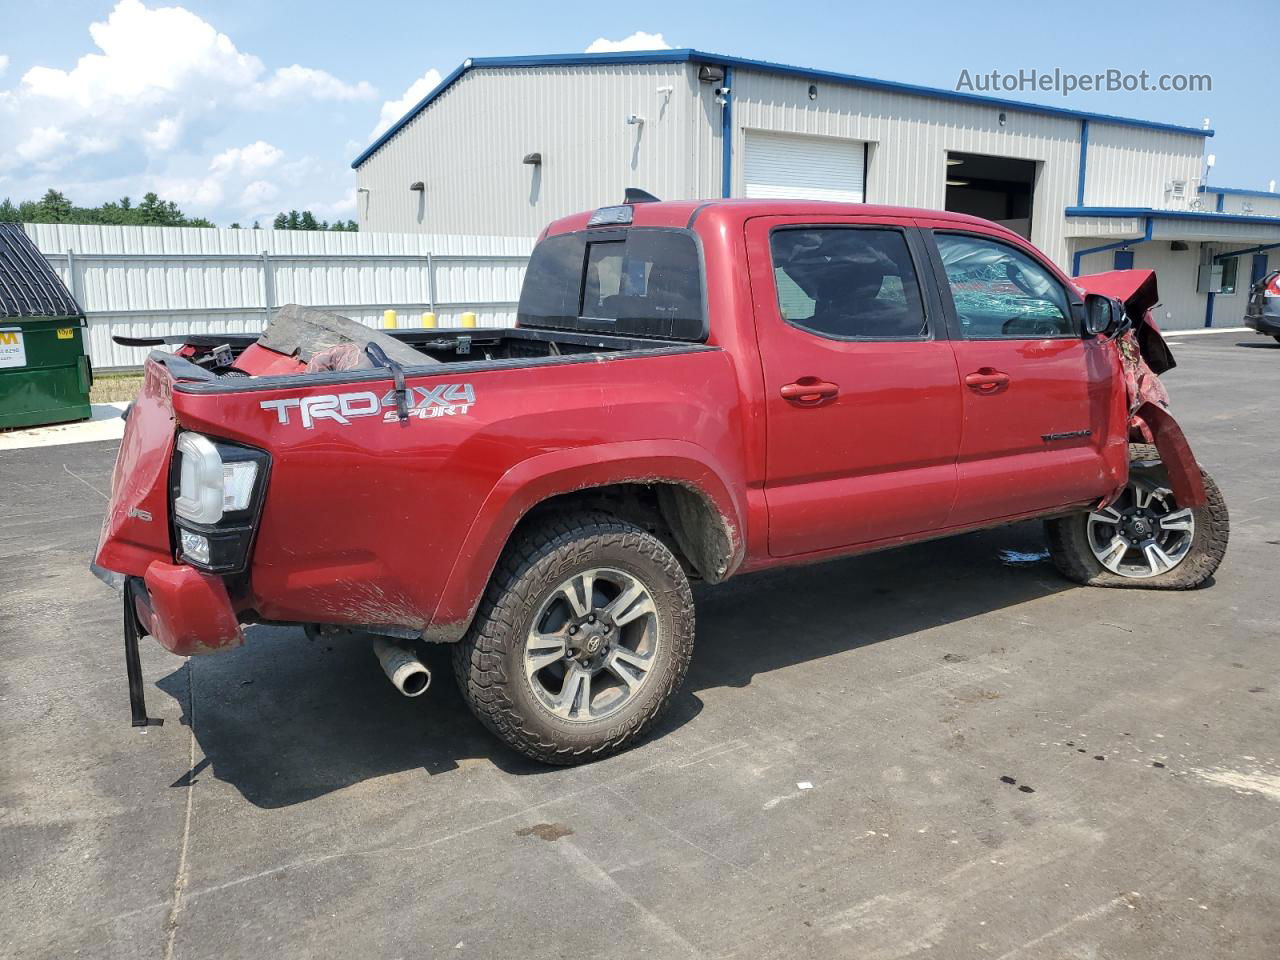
[543,199,1015,238]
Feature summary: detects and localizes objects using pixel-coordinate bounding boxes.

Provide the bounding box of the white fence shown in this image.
[24,224,534,370]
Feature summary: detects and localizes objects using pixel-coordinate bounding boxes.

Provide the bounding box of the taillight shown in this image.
[1266,273,1280,298]
[171,432,270,573]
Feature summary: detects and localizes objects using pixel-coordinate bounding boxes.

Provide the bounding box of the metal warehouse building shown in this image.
[352,50,1280,330]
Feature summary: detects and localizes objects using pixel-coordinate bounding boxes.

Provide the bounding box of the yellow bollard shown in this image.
[460,312,477,328]
[421,312,437,328]
[382,309,397,329]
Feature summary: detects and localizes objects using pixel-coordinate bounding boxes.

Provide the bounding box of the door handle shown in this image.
[964,369,1011,394]
[780,378,839,404]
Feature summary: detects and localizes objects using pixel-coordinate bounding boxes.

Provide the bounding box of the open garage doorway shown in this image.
[944,152,1036,239]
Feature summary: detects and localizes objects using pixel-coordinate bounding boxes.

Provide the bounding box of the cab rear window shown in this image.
[517,229,705,340]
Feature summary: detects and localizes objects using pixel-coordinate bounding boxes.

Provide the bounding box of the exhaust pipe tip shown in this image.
[372,636,431,697]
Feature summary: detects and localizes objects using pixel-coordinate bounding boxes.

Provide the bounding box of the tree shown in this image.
[271,210,358,232]
[252,221,261,230]
[229,222,242,229]
[137,192,187,226]
[36,189,73,223]
[0,188,216,227]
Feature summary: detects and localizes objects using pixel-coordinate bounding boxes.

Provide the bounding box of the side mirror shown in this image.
[1083,293,1127,337]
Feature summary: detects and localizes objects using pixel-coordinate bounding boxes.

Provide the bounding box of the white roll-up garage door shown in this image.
[743,131,866,203]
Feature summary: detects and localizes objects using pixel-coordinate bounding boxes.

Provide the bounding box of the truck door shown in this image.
[745,216,962,558]
[920,224,1119,525]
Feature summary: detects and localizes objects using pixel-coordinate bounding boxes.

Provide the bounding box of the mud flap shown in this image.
[1136,401,1207,508]
[123,579,163,728]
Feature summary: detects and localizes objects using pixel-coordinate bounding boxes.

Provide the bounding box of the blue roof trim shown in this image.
[1198,185,1280,199]
[1066,206,1280,227]
[351,49,1214,169]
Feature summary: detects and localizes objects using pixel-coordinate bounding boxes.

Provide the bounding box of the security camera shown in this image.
[714,86,731,97]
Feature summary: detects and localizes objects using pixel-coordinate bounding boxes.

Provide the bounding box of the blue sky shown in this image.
[2,0,1275,226]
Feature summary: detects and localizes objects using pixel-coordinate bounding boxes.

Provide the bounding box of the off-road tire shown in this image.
[1045,444,1229,589]
[452,512,695,765]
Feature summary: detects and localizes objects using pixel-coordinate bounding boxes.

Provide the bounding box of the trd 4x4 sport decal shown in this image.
[261,384,475,429]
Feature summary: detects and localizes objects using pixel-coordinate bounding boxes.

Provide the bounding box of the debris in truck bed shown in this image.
[258,304,432,367]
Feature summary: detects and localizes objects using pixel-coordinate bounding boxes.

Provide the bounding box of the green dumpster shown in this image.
[0,222,92,429]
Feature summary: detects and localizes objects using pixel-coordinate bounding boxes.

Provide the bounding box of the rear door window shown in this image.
[518,229,704,340]
[769,228,929,339]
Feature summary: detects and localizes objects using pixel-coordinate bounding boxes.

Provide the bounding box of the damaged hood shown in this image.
[1075,268,1174,375]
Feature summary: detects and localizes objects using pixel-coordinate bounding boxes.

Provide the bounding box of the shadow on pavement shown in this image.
[159,521,1071,808]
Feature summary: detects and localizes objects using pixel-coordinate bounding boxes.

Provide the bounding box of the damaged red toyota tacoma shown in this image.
[94,196,1230,764]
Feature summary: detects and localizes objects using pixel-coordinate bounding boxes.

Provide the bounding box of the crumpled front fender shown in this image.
[1129,402,1207,508]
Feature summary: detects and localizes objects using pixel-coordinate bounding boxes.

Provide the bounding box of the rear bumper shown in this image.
[127,561,245,656]
[1245,311,1280,336]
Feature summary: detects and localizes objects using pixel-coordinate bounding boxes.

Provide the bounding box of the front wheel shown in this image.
[453,513,695,765]
[1045,444,1229,589]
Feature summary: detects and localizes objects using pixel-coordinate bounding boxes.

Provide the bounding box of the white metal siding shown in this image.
[729,68,1083,269]
[1075,240,1278,330]
[356,64,702,236]
[743,131,865,202]
[1063,216,1147,239]
[1211,192,1280,217]
[1083,124,1206,210]
[25,224,533,369]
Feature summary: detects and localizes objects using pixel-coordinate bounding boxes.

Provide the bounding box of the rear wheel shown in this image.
[453,513,694,765]
[1273,334,1280,345]
[1045,444,1228,589]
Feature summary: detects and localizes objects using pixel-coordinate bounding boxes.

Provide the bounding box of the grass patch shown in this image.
[91,373,144,404]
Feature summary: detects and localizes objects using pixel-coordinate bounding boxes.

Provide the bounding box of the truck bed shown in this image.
[119,324,698,380]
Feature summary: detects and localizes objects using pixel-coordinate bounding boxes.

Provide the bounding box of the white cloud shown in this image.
[210,140,284,178]
[0,55,9,78]
[257,65,376,103]
[154,138,286,216]
[584,31,674,53]
[239,179,279,208]
[305,194,356,219]
[16,127,68,163]
[142,116,182,152]
[154,173,224,209]
[0,0,376,213]
[19,0,261,112]
[369,68,442,139]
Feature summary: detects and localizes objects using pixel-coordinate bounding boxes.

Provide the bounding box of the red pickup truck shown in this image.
[94,197,1229,765]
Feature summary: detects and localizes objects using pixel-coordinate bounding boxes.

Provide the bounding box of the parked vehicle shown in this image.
[1245,269,1280,343]
[93,196,1230,764]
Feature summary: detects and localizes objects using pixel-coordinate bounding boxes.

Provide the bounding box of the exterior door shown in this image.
[745,216,962,558]
[1251,253,1271,290]
[923,225,1119,526]
[743,132,866,203]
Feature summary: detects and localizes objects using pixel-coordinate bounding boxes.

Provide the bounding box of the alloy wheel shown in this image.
[1086,478,1195,579]
[523,567,661,723]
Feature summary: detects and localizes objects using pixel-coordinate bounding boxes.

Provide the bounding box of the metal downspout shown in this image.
[1071,217,1152,277]
[721,66,733,199]
[1076,119,1089,206]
